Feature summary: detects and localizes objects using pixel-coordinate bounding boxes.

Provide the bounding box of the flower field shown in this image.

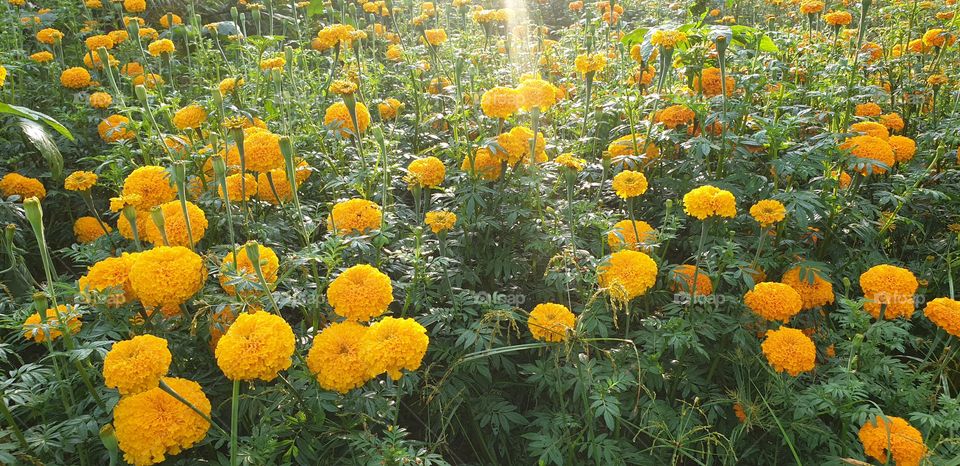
[2,0,960,464]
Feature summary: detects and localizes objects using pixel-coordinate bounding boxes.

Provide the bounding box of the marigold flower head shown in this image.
[30,51,54,63]
[159,13,182,28]
[36,28,64,44]
[307,321,372,393]
[386,44,403,61]
[329,79,358,95]
[850,121,889,140]
[103,334,171,395]
[123,0,146,12]
[669,264,713,296]
[607,219,655,251]
[855,102,882,117]
[517,78,558,112]
[425,210,457,234]
[611,170,648,199]
[693,67,735,97]
[406,156,446,189]
[122,62,144,77]
[1,173,46,201]
[242,130,284,172]
[481,86,520,119]
[22,305,81,343]
[651,29,686,48]
[98,114,135,142]
[683,185,736,220]
[142,201,208,247]
[219,243,279,296]
[172,104,207,130]
[922,28,954,47]
[823,10,852,26]
[74,216,110,243]
[606,134,659,166]
[799,0,824,14]
[462,147,504,181]
[761,327,815,376]
[85,34,114,51]
[554,153,585,171]
[61,67,92,89]
[113,377,210,466]
[219,173,257,202]
[744,282,803,321]
[781,266,834,310]
[129,246,206,308]
[260,56,286,71]
[860,264,918,319]
[656,104,696,129]
[840,135,894,175]
[360,316,429,380]
[598,250,658,301]
[255,161,311,205]
[133,73,164,88]
[574,53,607,75]
[147,38,175,56]
[879,113,904,133]
[122,166,175,210]
[324,101,371,137]
[528,302,575,342]
[378,98,403,120]
[749,199,786,227]
[215,311,295,381]
[888,135,916,163]
[88,91,113,109]
[218,77,243,95]
[858,416,927,466]
[79,253,139,306]
[923,297,960,337]
[327,264,393,321]
[328,198,382,235]
[424,28,448,46]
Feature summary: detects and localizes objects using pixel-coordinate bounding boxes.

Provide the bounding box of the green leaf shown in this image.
[307,0,326,16]
[0,103,74,141]
[17,119,64,182]
[620,27,649,47]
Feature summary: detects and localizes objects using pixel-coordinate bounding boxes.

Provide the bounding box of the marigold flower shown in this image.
[74,216,110,243]
[528,302,576,342]
[423,28,447,46]
[858,416,927,466]
[683,185,736,220]
[219,244,279,296]
[307,321,372,393]
[744,282,803,321]
[481,86,520,119]
[860,264,918,319]
[108,29,129,44]
[88,91,113,109]
[462,147,504,181]
[22,305,81,343]
[329,79,358,95]
[99,114,136,143]
[142,201,208,247]
[761,327,815,376]
[517,78,558,112]
[922,28,954,47]
[113,377,210,466]
[36,28,64,44]
[840,135,894,175]
[607,219,655,251]
[79,253,139,306]
[215,311,295,381]
[850,121,889,140]
[378,98,403,120]
[133,73,164,88]
[30,51,54,63]
[606,134,659,166]
[574,53,607,75]
[129,246,206,308]
[85,34,114,51]
[219,173,257,201]
[823,10,852,26]
[799,0,824,14]
[749,199,786,227]
[669,264,713,296]
[860,42,883,61]
[854,102,882,117]
[0,173,46,201]
[147,38,175,56]
[172,104,207,130]
[693,67,735,97]
[656,104,696,129]
[122,166,175,210]
[406,156,446,188]
[888,135,916,163]
[425,210,457,234]
[651,29,687,48]
[781,266,834,310]
[260,56,286,71]
[923,297,960,337]
[360,316,429,380]
[61,67,92,89]
[123,0,146,12]
[879,113,904,133]
[611,170,648,199]
[327,264,393,322]
[218,77,243,95]
[324,101,371,137]
[927,73,948,87]
[598,250,658,301]
[554,153,585,171]
[103,334,171,395]
[385,44,403,61]
[255,161,311,205]
[328,198,382,235]
[242,130,285,172]
[159,13,182,28]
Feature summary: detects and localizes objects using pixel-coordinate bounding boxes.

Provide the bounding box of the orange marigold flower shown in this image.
[761,327,816,376]
[858,416,927,466]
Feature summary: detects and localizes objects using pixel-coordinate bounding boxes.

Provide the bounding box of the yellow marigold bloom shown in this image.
[598,250,658,301]
[108,29,129,44]
[823,10,852,26]
[840,135,894,175]
[260,56,287,71]
[328,198,382,235]
[879,113,904,133]
[683,185,737,220]
[88,92,113,109]
[651,29,687,48]
[607,219,655,251]
[517,78,558,112]
[219,244,279,296]
[79,253,139,306]
[60,67,92,89]
[0,173,46,201]
[693,67,734,97]
[744,282,803,321]
[922,28,954,47]
[85,34,114,51]
[611,170,648,199]
[860,42,883,61]
[219,173,257,201]
[850,121,889,140]
[554,153,585,171]
[123,0,146,12]
[606,134,659,166]
[749,199,786,227]
[425,210,457,234]
[462,147,504,181]
[329,79,358,95]
[385,44,403,61]
[159,13,182,28]
[858,416,927,466]
[923,297,960,337]
[574,53,606,75]
[528,302,576,342]
[142,201,208,247]
[122,62,144,77]
[129,246,206,308]
[761,327,815,376]
[423,28,448,46]
[860,264,918,320]
[307,321,372,393]
[360,316,429,380]
[324,101,371,137]
[74,216,109,243]
[799,0,824,14]
[497,126,547,165]
[242,130,285,172]
[854,102,882,117]
[218,77,243,95]
[98,114,135,142]
[113,377,210,466]
[669,264,713,296]
[215,311,295,381]
[888,135,916,163]
[327,264,393,321]
[36,28,64,44]
[781,266,834,310]
[83,50,119,70]
[147,38,175,56]
[30,51,54,63]
[172,104,207,130]
[406,156,446,189]
[22,305,81,343]
[255,161,311,205]
[481,86,520,119]
[656,104,696,129]
[378,98,403,120]
[103,334,171,395]
[86,0,103,7]
[122,166,175,210]
[132,73,164,88]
